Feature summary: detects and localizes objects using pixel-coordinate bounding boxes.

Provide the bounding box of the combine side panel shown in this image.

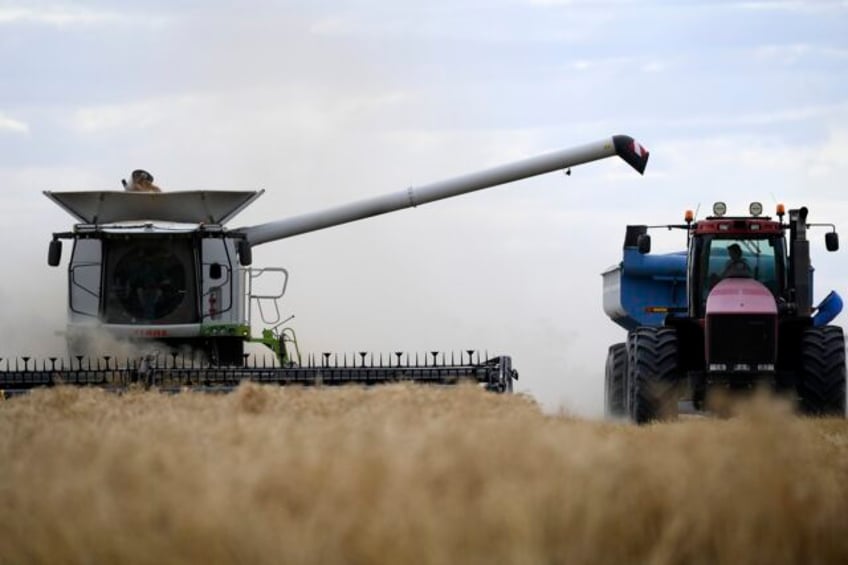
[200,238,242,325]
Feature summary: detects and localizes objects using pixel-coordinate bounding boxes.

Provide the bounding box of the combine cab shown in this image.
[44,190,266,366]
[1,135,650,395]
[603,202,845,422]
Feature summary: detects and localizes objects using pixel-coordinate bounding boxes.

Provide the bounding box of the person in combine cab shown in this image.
[721,243,752,278]
[122,169,161,192]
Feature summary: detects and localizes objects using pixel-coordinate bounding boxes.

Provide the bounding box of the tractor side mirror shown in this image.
[48,239,62,266]
[637,233,651,254]
[209,262,223,280]
[826,231,839,252]
[238,240,253,266]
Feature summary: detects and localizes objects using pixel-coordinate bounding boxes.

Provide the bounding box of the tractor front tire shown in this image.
[604,342,627,418]
[797,325,846,416]
[628,327,681,424]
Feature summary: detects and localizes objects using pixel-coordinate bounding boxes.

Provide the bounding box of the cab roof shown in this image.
[44,190,264,225]
[694,217,782,236]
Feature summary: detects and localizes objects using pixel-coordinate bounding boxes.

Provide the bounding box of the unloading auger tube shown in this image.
[240,135,648,245]
[5,134,648,397]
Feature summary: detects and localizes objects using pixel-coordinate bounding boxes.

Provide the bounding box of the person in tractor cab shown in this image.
[721,243,752,278]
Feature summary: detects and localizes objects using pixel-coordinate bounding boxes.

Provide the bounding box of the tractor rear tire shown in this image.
[604,342,627,417]
[628,327,681,424]
[797,325,846,416]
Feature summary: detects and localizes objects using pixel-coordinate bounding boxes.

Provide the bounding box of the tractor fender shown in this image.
[813,290,843,327]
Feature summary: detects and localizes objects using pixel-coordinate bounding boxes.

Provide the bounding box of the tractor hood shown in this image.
[705,278,777,315]
[44,190,264,225]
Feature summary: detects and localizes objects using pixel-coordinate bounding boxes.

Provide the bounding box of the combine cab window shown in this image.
[102,238,199,324]
[701,237,783,302]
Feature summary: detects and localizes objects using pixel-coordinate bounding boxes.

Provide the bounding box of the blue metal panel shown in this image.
[606,249,688,331]
[813,291,843,327]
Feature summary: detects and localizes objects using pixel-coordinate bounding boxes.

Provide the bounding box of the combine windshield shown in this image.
[102,238,199,324]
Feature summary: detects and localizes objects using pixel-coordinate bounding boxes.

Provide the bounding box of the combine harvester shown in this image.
[0,135,649,396]
[603,202,846,422]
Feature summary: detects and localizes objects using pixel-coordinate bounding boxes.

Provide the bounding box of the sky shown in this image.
[1,0,847,415]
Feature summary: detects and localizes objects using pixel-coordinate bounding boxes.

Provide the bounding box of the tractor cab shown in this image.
[688,203,787,318]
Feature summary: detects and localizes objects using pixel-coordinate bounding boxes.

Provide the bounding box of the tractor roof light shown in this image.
[749,202,763,217]
[776,203,786,218]
[684,209,694,223]
[713,202,727,217]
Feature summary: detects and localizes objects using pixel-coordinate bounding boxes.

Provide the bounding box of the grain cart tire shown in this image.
[604,342,627,417]
[797,325,846,416]
[625,331,637,414]
[628,327,681,424]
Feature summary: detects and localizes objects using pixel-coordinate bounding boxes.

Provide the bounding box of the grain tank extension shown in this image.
[603,202,845,422]
[1,135,649,395]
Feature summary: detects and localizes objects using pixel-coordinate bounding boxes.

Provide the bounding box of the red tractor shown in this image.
[603,202,845,422]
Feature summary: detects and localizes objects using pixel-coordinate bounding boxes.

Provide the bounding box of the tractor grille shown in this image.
[707,314,776,369]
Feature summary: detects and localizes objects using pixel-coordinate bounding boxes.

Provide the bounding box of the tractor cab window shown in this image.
[701,237,782,301]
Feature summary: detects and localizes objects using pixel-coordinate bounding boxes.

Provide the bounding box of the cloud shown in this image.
[808,127,848,178]
[752,43,848,64]
[0,112,28,133]
[640,61,666,73]
[659,101,848,129]
[68,88,410,140]
[638,129,848,211]
[308,16,350,36]
[0,4,173,30]
[301,3,595,44]
[568,56,671,74]
[737,1,848,14]
[0,6,122,26]
[71,99,167,133]
[525,0,635,4]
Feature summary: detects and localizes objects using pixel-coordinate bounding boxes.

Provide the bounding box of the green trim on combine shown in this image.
[250,327,301,367]
[200,324,251,338]
[199,323,301,367]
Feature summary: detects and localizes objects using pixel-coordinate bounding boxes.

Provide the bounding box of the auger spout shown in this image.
[241,135,649,246]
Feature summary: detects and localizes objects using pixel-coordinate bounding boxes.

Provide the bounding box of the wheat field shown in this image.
[0,384,846,565]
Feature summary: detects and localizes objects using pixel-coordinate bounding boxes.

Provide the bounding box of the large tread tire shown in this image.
[628,327,681,424]
[625,331,637,415]
[797,326,846,416]
[604,343,627,417]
